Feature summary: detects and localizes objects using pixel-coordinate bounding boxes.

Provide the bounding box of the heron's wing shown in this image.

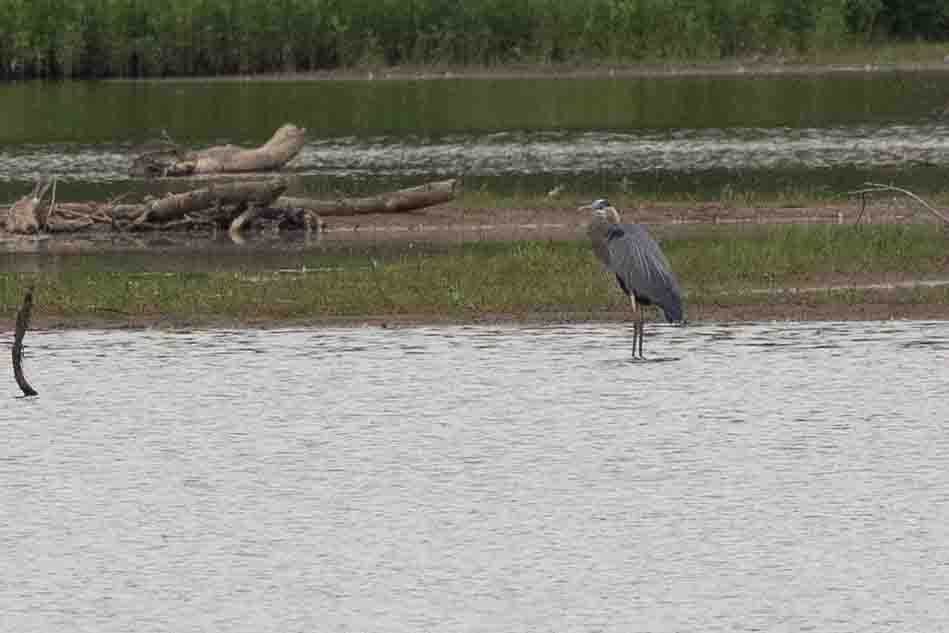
[607,223,683,321]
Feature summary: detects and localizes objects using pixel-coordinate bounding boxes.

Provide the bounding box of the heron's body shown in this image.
[584,199,683,357]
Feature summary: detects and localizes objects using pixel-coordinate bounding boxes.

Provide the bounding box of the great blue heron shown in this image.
[581,199,683,358]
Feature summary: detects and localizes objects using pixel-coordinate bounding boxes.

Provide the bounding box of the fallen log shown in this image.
[3,178,455,237]
[130,123,306,178]
[12,286,38,397]
[273,178,459,216]
[134,178,288,225]
[43,179,288,233]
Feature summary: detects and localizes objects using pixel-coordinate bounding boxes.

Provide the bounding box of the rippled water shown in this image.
[4,124,949,184]
[3,321,949,631]
[3,72,949,201]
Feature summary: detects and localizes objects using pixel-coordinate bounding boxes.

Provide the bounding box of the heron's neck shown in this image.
[588,209,621,235]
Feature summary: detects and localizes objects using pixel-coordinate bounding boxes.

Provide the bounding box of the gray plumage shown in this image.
[605,222,683,322]
[582,198,684,357]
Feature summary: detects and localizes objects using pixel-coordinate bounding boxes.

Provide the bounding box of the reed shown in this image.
[1,0,945,79]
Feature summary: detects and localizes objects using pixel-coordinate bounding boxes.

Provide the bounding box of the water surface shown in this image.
[2,321,948,631]
[3,72,949,201]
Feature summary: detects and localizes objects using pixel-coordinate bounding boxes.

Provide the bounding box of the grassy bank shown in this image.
[2,224,947,326]
[458,188,949,212]
[1,0,946,79]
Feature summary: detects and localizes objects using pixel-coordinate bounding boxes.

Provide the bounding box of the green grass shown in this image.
[2,224,947,325]
[797,41,949,66]
[1,0,946,78]
[672,223,949,285]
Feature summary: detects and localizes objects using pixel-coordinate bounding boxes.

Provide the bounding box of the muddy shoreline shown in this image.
[4,271,948,332]
[3,201,946,329]
[106,60,949,83]
[1,199,938,253]
[3,298,946,334]
[314,200,935,242]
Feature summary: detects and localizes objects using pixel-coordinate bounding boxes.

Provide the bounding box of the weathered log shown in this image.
[135,178,288,225]
[18,180,285,234]
[273,178,459,216]
[3,177,454,237]
[131,124,306,178]
[12,287,38,397]
[5,181,53,233]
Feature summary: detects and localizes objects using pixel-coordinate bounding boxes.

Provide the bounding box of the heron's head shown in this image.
[579,198,621,225]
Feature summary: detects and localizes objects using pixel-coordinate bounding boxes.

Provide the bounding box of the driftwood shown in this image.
[131,123,307,178]
[5,179,54,234]
[2,178,457,238]
[135,179,289,225]
[12,287,38,397]
[8,178,289,235]
[274,179,459,216]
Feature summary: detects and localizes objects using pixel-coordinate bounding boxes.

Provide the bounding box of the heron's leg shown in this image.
[629,295,641,358]
[638,311,645,359]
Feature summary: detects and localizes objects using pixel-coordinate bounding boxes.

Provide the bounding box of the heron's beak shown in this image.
[577,203,593,212]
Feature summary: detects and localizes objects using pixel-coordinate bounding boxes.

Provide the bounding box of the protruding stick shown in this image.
[12,286,38,397]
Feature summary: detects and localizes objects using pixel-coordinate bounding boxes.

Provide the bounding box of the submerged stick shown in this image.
[12,287,38,397]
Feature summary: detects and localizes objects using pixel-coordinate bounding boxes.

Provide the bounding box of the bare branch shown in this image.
[847,182,949,225]
[46,176,57,223]
[12,286,38,397]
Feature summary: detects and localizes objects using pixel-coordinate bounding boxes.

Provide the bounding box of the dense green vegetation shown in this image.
[2,224,946,323]
[1,0,947,79]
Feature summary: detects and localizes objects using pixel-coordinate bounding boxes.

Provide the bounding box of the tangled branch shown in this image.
[847,182,949,226]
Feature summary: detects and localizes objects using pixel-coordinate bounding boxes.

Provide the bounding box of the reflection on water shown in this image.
[2,321,948,631]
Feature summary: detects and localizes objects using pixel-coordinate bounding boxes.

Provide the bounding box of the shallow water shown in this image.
[3,72,949,201]
[2,321,949,631]
[5,124,949,182]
